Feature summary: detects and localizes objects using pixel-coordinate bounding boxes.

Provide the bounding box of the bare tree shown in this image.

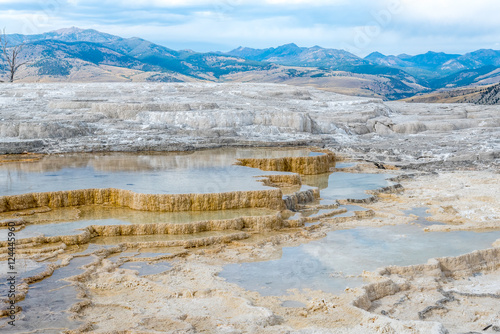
[1,29,27,82]
[0,33,2,82]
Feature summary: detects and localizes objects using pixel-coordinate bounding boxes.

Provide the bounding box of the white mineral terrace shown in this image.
[0,83,499,334]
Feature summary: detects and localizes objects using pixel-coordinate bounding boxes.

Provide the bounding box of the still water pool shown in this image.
[221,223,500,296]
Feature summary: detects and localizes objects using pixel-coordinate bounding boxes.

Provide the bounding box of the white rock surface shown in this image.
[0,82,498,169]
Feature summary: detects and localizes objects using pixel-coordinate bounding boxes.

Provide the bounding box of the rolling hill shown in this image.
[225,43,367,68]
[404,82,500,104]
[1,27,500,103]
[365,49,500,81]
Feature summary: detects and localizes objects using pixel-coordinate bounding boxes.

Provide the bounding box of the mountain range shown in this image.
[2,27,500,101]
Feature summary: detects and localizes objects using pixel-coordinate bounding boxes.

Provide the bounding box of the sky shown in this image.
[0,0,499,56]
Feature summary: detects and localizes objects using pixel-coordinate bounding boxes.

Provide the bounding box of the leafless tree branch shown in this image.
[1,28,26,82]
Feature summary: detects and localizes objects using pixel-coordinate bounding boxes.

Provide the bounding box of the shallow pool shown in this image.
[221,224,500,296]
[1,207,275,240]
[0,148,316,196]
[0,256,94,333]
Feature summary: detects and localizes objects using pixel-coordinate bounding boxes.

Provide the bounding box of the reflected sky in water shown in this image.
[221,224,500,296]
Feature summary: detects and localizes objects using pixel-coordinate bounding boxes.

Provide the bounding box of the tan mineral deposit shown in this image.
[0,83,499,334]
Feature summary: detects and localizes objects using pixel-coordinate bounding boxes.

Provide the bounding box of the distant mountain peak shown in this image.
[397,53,412,59]
[53,26,87,34]
[39,27,121,45]
[232,46,253,51]
[273,43,302,53]
[226,42,364,68]
[280,43,299,48]
[423,51,455,56]
[365,51,386,59]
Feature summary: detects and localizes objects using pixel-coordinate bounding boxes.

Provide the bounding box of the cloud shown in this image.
[0,0,34,3]
[0,0,499,55]
[42,0,348,8]
[396,0,500,30]
[264,0,347,5]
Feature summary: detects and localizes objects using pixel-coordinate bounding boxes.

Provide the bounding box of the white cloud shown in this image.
[46,0,348,8]
[399,0,500,25]
[0,0,35,3]
[150,17,356,52]
[264,0,347,5]
[1,0,499,55]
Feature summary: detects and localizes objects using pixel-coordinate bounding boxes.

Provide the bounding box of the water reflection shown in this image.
[0,256,94,333]
[0,206,275,240]
[221,225,500,296]
[0,148,315,196]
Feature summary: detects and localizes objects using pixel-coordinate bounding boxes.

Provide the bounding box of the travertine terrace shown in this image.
[0,82,498,170]
[0,82,499,334]
[0,188,286,213]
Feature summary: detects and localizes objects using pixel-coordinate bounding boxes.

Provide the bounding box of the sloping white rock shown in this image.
[0,82,498,168]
